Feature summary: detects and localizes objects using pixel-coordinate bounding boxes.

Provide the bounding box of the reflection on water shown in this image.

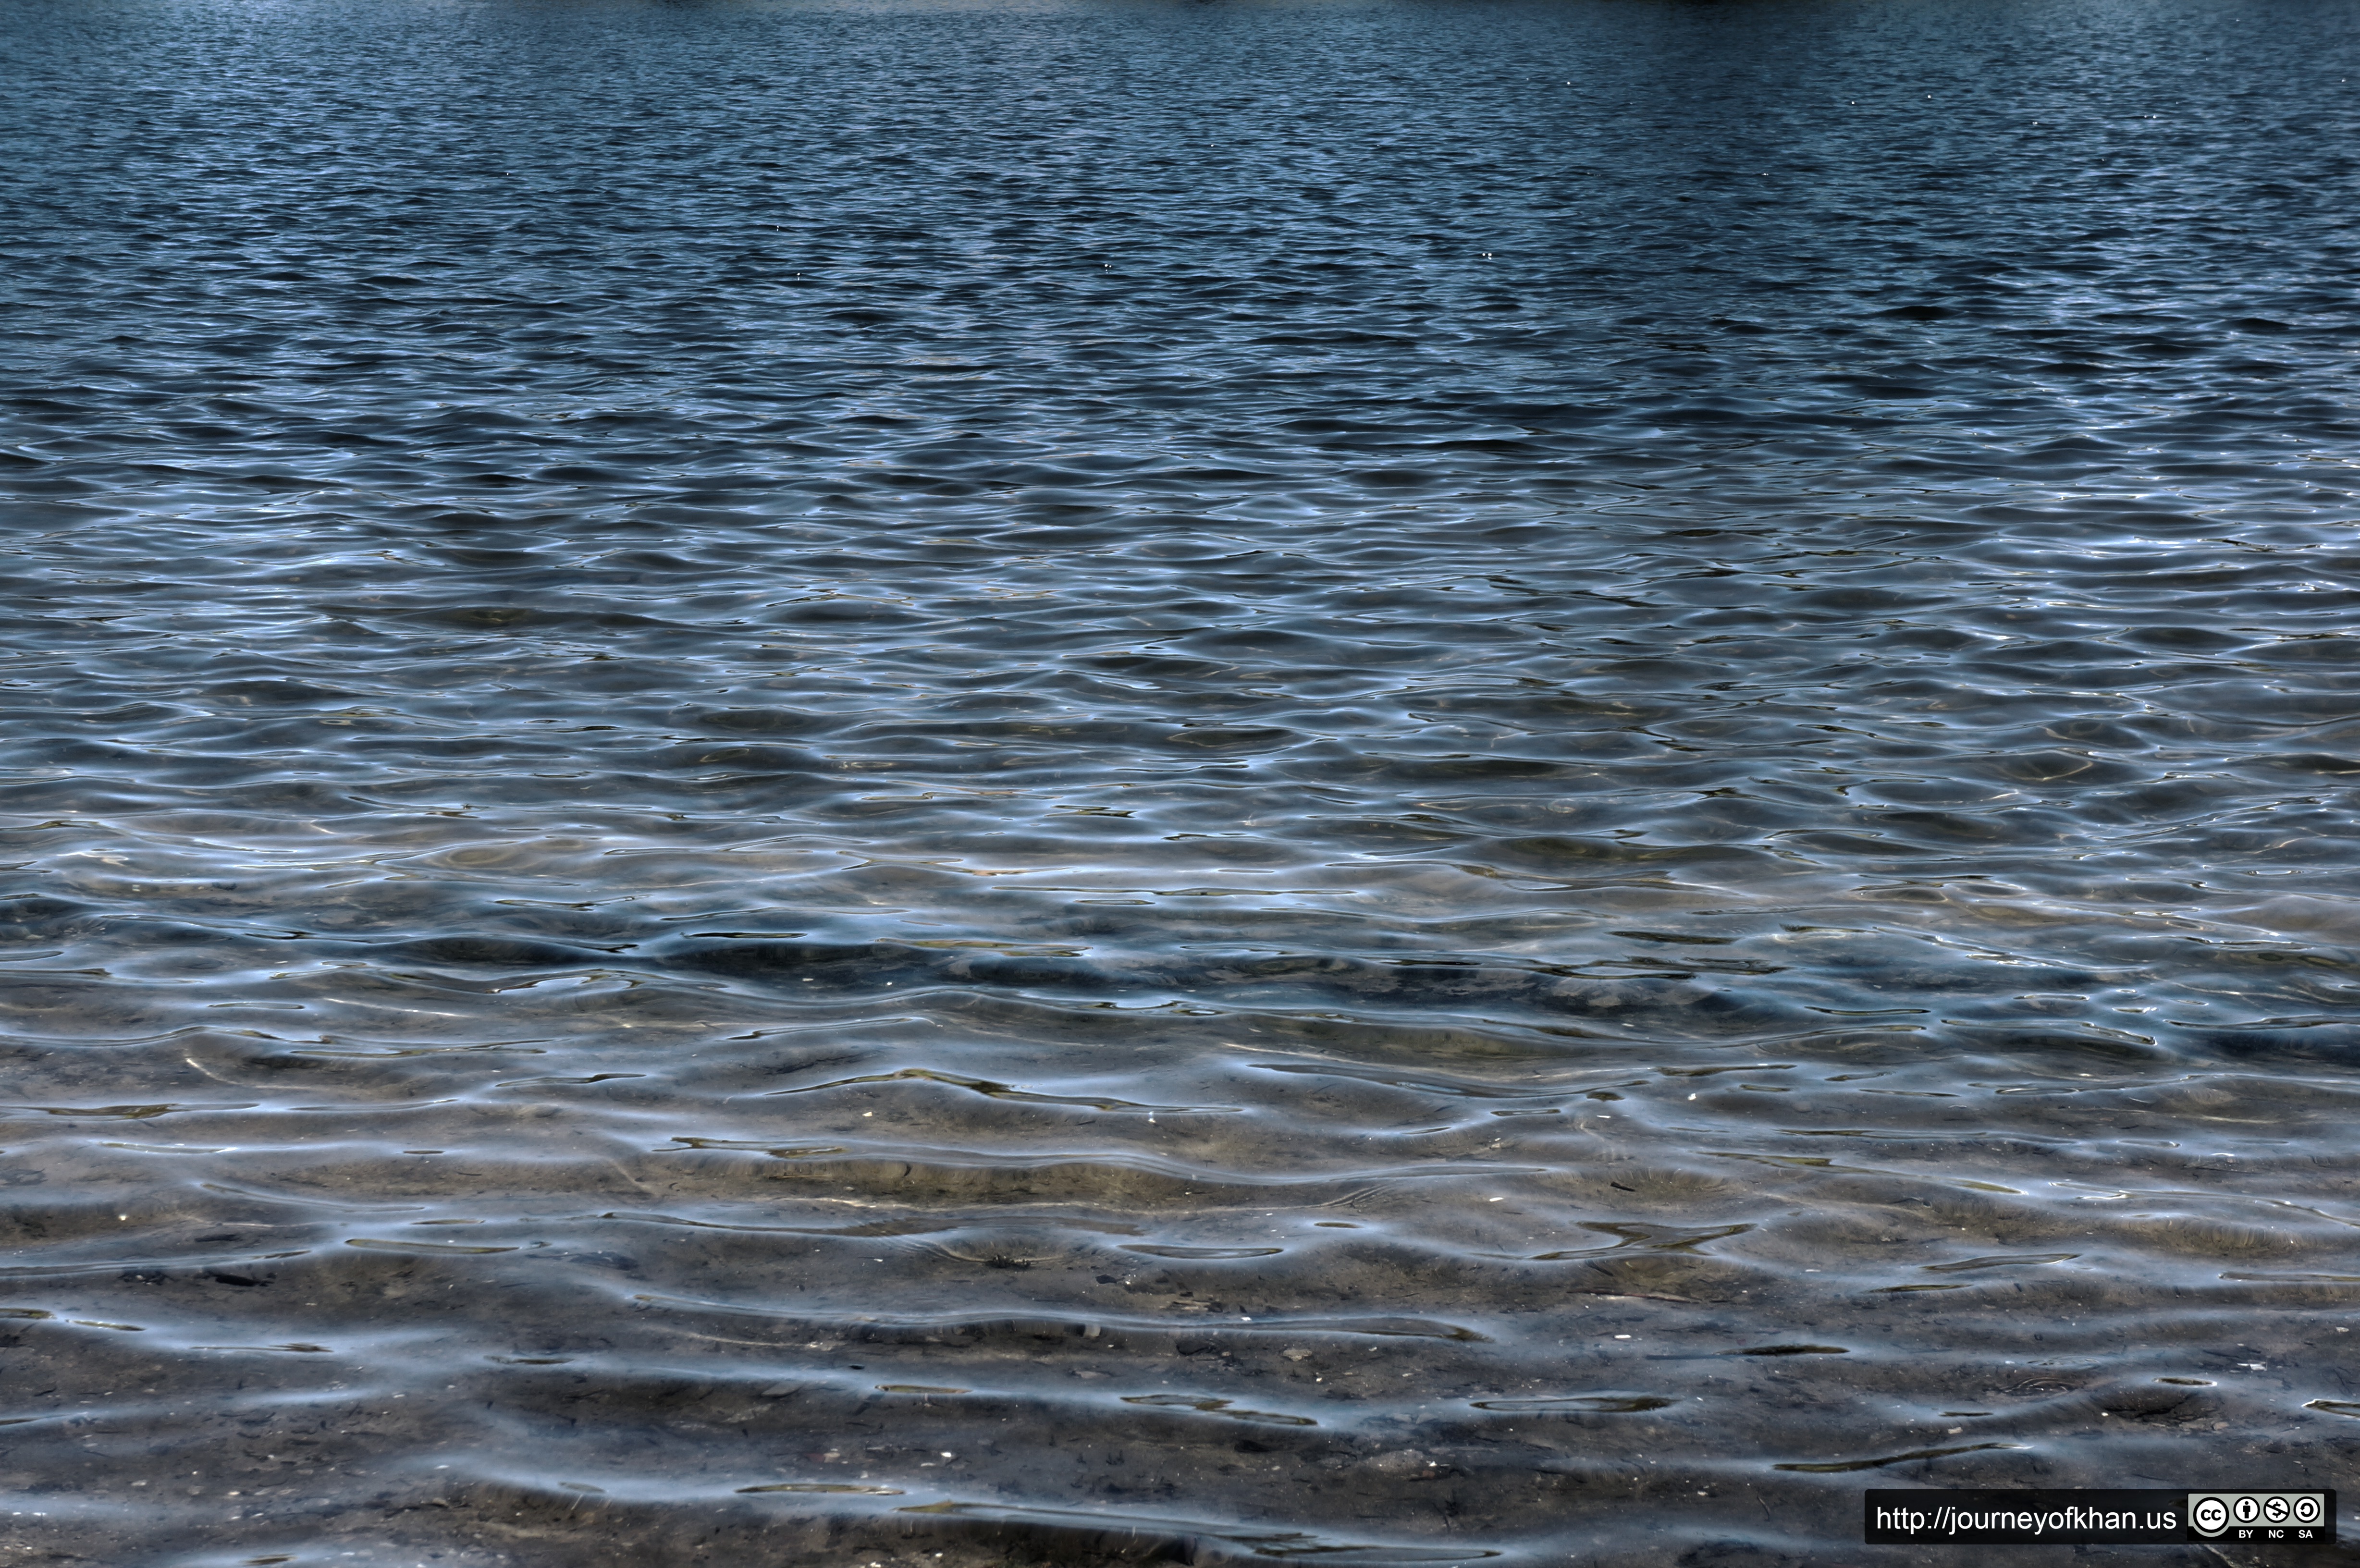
[2,0,2356,1560]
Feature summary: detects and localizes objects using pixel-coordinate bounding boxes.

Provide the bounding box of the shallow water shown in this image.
[3,0,2358,1561]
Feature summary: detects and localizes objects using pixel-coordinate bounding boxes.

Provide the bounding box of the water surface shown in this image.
[2,0,2358,1561]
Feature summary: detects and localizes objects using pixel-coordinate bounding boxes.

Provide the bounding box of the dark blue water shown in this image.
[3,0,2358,1561]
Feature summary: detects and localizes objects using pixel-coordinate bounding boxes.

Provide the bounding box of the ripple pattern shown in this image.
[2,0,2357,1562]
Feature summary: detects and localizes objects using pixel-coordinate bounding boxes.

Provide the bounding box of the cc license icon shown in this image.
[2192,1496,2229,1535]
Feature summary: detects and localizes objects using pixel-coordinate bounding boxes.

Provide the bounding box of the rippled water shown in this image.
[4,0,2358,1561]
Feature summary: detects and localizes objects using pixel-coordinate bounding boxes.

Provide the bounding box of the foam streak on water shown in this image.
[1,0,2357,1562]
